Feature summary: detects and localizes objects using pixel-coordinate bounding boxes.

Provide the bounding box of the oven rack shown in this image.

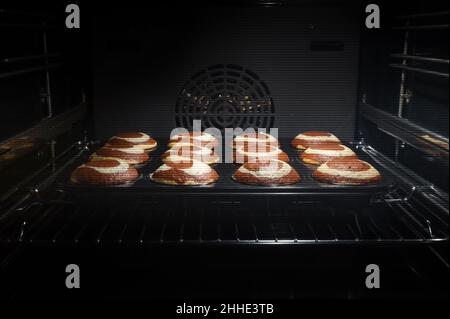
[1,139,443,211]
[0,138,447,246]
[0,186,447,246]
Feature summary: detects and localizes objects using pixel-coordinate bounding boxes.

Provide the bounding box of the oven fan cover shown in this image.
[175,64,275,130]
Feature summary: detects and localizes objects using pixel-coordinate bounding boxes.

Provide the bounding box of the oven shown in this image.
[0,0,448,301]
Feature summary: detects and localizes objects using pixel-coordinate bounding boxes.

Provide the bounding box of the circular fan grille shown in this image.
[175,64,275,130]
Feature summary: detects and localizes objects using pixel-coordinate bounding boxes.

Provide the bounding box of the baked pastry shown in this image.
[292,131,341,150]
[234,144,289,164]
[150,159,219,185]
[71,159,139,185]
[300,144,357,165]
[108,132,157,151]
[162,144,220,165]
[313,157,382,185]
[233,159,300,186]
[90,145,149,165]
[169,132,218,149]
[233,132,279,149]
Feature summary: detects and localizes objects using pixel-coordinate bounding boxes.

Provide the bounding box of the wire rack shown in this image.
[0,187,447,246]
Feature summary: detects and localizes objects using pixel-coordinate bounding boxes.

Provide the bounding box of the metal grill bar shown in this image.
[346,224,359,241]
[0,62,63,79]
[307,223,318,242]
[51,206,83,243]
[1,53,61,64]
[389,63,449,78]
[138,210,151,244]
[410,197,449,228]
[1,193,448,245]
[0,23,58,29]
[160,210,170,243]
[393,24,449,31]
[390,54,449,65]
[385,200,426,239]
[96,207,118,244]
[395,11,449,20]
[28,204,65,242]
[327,224,337,241]
[0,9,55,17]
[217,210,222,242]
[73,203,102,244]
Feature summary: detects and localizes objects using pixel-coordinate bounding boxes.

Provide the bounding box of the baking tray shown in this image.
[59,138,396,198]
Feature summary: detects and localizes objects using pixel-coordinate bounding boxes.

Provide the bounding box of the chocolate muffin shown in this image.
[168,132,218,149]
[292,131,341,150]
[313,157,382,185]
[233,132,279,149]
[91,145,149,165]
[71,159,139,185]
[233,159,300,186]
[234,144,289,164]
[150,159,219,186]
[300,144,357,165]
[108,132,157,151]
[162,144,220,165]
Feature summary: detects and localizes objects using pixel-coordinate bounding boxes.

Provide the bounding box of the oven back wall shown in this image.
[90,3,361,140]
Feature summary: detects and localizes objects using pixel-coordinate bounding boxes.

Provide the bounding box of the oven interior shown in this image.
[0,0,448,299]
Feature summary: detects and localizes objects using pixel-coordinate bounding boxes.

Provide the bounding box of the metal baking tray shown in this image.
[59,138,396,198]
